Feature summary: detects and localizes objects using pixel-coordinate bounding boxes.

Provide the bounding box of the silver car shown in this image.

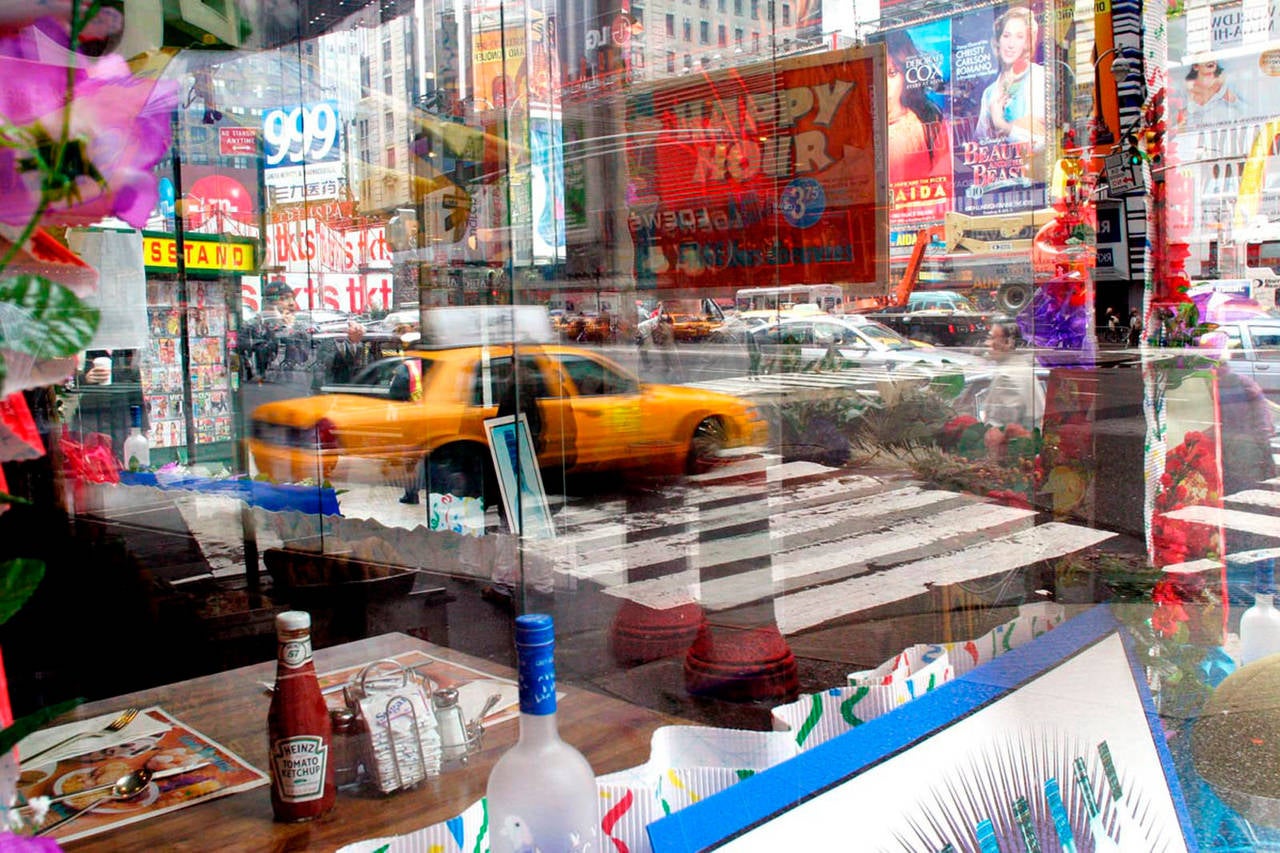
[749,315,986,375]
[1213,319,1280,398]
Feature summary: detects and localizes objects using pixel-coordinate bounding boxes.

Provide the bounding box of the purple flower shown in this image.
[0,833,62,852]
[0,19,177,228]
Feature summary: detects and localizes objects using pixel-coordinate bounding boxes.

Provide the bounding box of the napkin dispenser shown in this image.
[347,660,442,794]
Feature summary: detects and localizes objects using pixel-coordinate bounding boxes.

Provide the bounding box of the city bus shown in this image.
[734,284,845,315]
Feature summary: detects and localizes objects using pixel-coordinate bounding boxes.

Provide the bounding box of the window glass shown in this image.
[5,7,1279,849]
[554,354,637,396]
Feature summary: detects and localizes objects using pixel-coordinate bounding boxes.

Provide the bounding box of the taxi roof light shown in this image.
[416,305,556,349]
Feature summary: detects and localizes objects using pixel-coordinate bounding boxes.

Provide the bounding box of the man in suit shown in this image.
[326,321,366,385]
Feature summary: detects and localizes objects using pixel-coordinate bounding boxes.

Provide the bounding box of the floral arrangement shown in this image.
[0,6,176,396]
[1034,375,1095,519]
[0,2,178,843]
[1151,430,1223,569]
[928,414,1039,508]
[1016,273,1094,356]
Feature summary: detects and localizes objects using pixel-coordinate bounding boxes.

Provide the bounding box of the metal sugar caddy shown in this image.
[341,659,485,794]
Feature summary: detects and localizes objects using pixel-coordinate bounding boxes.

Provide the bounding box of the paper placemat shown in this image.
[20,706,268,844]
[18,708,173,768]
[314,650,522,729]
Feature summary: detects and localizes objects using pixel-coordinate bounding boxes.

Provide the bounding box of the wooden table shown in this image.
[54,633,685,851]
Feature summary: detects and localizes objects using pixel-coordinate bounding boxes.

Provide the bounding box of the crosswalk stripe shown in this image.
[1225,489,1280,511]
[774,523,1116,635]
[1163,505,1280,538]
[699,503,1037,611]
[599,502,1036,611]
[560,487,962,582]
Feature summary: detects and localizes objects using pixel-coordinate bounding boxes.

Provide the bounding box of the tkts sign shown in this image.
[625,47,887,295]
[266,221,393,273]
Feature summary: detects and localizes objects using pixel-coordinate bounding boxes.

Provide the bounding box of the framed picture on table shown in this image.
[648,605,1195,852]
[484,414,555,539]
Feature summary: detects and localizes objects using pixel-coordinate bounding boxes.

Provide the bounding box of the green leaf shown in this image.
[0,698,84,755]
[0,274,100,362]
[0,558,45,625]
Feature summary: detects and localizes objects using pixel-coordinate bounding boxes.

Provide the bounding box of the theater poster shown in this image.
[951,1,1049,216]
[870,21,955,250]
[624,46,888,297]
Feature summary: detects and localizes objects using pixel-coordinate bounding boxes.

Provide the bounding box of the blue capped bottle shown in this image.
[486,614,600,853]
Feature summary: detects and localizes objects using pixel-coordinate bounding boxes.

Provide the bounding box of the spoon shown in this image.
[37,765,156,807]
[34,771,151,837]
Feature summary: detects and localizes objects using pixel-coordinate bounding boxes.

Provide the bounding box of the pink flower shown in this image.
[0,19,176,228]
[0,832,63,852]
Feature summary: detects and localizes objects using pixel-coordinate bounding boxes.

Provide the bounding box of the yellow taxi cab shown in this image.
[669,312,722,343]
[248,306,768,493]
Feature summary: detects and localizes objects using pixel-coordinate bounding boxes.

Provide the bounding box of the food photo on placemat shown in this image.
[17,706,268,843]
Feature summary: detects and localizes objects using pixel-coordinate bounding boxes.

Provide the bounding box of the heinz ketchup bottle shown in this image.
[268,611,336,821]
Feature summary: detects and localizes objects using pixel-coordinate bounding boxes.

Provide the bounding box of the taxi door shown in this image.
[471,351,575,471]
[547,352,645,469]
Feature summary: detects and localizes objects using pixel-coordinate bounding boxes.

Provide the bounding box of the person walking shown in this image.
[1128,308,1142,347]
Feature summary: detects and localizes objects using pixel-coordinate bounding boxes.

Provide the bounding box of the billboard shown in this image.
[950,2,1049,217]
[530,113,566,262]
[261,101,345,201]
[870,24,955,249]
[624,47,887,295]
[1167,6,1280,244]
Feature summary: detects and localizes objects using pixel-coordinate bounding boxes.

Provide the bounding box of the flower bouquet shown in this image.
[923,415,1039,508]
[0,2,178,843]
[1151,430,1223,569]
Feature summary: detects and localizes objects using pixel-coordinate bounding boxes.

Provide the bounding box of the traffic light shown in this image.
[1125,135,1143,167]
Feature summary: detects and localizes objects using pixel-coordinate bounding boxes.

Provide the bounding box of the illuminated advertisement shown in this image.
[625,47,887,295]
[1166,7,1280,242]
[261,101,345,200]
[870,23,955,248]
[950,2,1049,216]
[472,26,527,111]
[531,113,566,262]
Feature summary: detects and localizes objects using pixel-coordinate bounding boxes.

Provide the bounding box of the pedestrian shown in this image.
[1128,308,1142,347]
[652,310,681,381]
[326,321,366,385]
[746,326,762,378]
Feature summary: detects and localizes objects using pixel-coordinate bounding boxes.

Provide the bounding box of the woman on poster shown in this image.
[885,30,952,181]
[974,6,1046,147]
[1179,60,1246,129]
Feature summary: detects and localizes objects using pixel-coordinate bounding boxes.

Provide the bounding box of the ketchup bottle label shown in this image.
[271,735,330,802]
[280,638,312,668]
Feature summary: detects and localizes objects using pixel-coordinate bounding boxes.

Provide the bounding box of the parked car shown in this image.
[250,336,770,493]
[864,290,998,348]
[1205,318,1280,399]
[748,315,986,377]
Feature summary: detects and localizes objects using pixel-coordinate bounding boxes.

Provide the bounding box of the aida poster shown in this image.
[951,2,1049,216]
[624,46,887,296]
[870,22,955,249]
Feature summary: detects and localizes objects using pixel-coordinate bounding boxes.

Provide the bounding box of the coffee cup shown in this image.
[92,356,112,385]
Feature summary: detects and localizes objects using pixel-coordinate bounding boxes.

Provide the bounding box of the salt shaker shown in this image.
[432,688,469,764]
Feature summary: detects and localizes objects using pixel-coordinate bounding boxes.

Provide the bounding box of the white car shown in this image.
[1210,318,1280,398]
[749,315,986,375]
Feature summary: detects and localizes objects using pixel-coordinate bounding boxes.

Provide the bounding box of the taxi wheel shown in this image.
[687,417,728,474]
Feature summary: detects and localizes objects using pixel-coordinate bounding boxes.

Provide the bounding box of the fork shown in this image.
[20,708,139,768]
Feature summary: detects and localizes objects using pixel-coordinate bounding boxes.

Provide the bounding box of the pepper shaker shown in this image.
[328,707,363,788]
[432,688,469,764]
